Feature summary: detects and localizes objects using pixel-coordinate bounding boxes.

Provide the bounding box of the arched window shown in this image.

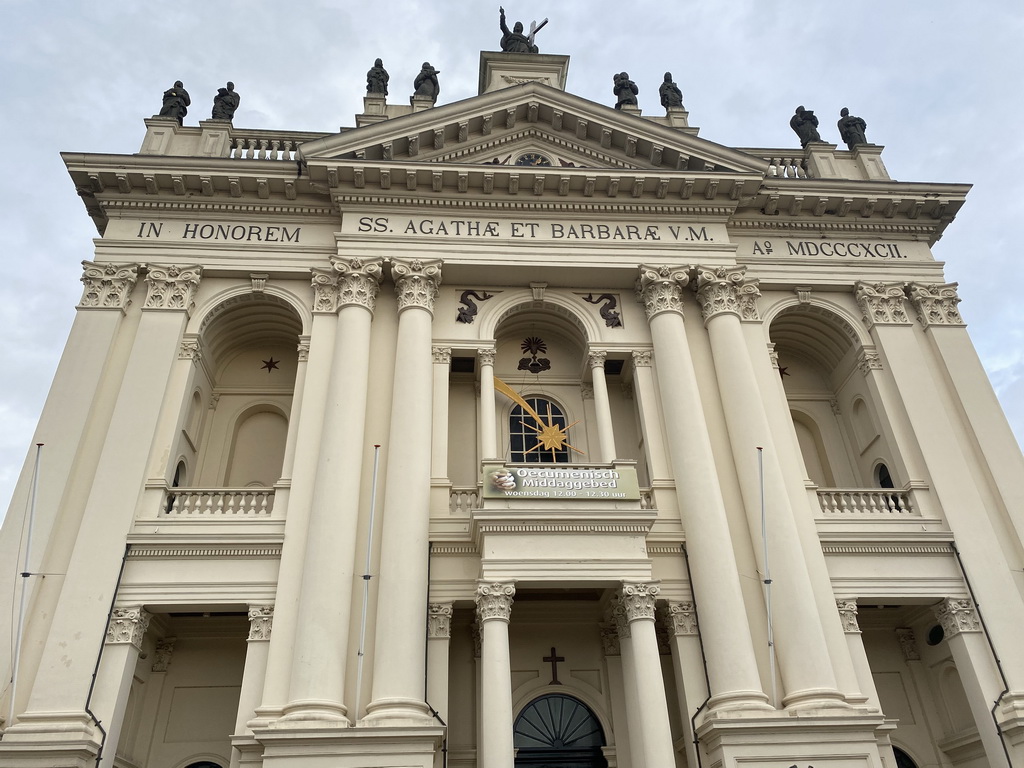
[893,747,919,768]
[876,462,895,489]
[184,762,223,768]
[509,397,571,464]
[514,693,607,767]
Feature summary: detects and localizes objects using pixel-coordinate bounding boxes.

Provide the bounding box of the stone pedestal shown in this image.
[478,51,570,94]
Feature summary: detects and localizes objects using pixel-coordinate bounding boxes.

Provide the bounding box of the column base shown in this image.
[781,686,851,712]
[360,697,434,727]
[696,711,888,768]
[706,689,775,714]
[277,699,350,727]
[253,724,443,768]
[0,712,100,768]
[997,691,1024,762]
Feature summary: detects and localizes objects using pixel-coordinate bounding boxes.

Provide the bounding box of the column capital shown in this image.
[895,628,921,662]
[695,265,761,323]
[857,347,883,374]
[106,607,152,651]
[587,349,608,369]
[609,598,630,640]
[79,260,138,311]
[908,282,965,328]
[333,255,384,312]
[151,636,177,672]
[479,346,497,366]
[476,581,515,623]
[580,383,594,400]
[621,581,660,621]
[297,336,311,361]
[311,266,341,314]
[143,265,202,314]
[599,621,621,656]
[934,597,981,637]
[836,600,860,633]
[248,605,274,641]
[855,281,910,329]
[432,346,452,365]
[392,257,442,314]
[178,335,202,362]
[632,349,653,367]
[428,603,454,638]
[636,264,690,320]
[665,601,699,636]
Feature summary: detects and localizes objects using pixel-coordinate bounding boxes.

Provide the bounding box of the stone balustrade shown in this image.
[816,488,915,516]
[164,488,274,516]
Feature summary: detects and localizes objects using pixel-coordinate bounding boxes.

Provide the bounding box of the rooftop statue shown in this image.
[159,81,190,125]
[499,6,545,53]
[837,107,868,149]
[211,82,240,121]
[790,105,821,147]
[367,58,389,96]
[659,72,683,109]
[414,62,441,102]
[613,72,638,110]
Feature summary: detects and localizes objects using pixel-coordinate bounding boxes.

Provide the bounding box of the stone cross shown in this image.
[528,17,548,45]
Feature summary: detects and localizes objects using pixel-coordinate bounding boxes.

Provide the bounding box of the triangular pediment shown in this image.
[299,81,767,176]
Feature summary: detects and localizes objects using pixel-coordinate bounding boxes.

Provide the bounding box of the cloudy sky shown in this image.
[0,1,1021,517]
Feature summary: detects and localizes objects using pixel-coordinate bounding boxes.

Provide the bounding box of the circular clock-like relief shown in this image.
[515,152,553,167]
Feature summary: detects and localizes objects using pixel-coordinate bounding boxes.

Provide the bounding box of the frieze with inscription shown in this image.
[738,237,928,261]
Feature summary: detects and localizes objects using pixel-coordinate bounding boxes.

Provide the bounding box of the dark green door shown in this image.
[513,693,608,768]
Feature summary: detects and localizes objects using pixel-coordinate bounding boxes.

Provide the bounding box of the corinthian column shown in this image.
[476,582,516,768]
[478,347,498,461]
[635,265,769,712]
[282,256,383,725]
[95,608,152,768]
[620,582,675,767]
[695,265,844,710]
[364,258,442,725]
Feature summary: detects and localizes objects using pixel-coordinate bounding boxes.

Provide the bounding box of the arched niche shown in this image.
[513,692,609,767]
[223,405,289,487]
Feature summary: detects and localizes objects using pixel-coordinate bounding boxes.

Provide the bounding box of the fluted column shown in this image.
[587,350,616,462]
[855,282,1024,691]
[4,266,199,749]
[476,582,515,768]
[282,256,383,725]
[479,347,498,461]
[364,257,442,725]
[695,266,843,709]
[95,608,152,768]
[619,582,675,768]
[230,606,274,767]
[932,598,1007,764]
[635,265,768,712]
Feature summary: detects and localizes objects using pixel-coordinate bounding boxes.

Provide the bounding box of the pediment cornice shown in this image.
[298,81,768,176]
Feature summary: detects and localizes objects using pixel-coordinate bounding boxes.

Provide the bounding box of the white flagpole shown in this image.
[758,446,777,706]
[354,444,382,724]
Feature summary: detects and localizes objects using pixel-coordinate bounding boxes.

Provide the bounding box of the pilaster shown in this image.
[587,349,616,462]
[661,602,708,768]
[231,606,274,768]
[95,608,152,768]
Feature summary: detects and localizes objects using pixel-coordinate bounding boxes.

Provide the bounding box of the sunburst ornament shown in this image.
[494,376,584,459]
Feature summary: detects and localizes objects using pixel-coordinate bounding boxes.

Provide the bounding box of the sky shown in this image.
[0,1,1022,518]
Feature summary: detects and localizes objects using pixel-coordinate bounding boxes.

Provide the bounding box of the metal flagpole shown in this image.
[8,443,43,729]
[757,446,777,706]
[354,444,382,723]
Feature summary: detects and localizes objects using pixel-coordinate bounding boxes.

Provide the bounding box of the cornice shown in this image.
[728,218,943,238]
[127,544,283,558]
[97,199,336,217]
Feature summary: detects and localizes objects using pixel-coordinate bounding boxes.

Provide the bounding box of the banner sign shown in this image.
[482,464,640,500]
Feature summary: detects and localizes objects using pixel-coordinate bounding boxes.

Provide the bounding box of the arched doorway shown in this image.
[513,693,608,767]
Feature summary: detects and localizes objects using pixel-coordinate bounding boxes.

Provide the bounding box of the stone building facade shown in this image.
[2,51,1023,768]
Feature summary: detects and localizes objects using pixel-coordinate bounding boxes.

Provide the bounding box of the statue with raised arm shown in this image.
[837,107,868,149]
[500,6,542,53]
[790,105,821,147]
[367,58,389,96]
[159,80,190,124]
[614,72,638,110]
[659,72,683,109]
[413,62,441,102]
[211,82,240,121]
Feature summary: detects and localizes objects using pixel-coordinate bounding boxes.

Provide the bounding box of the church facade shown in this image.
[2,50,1024,768]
